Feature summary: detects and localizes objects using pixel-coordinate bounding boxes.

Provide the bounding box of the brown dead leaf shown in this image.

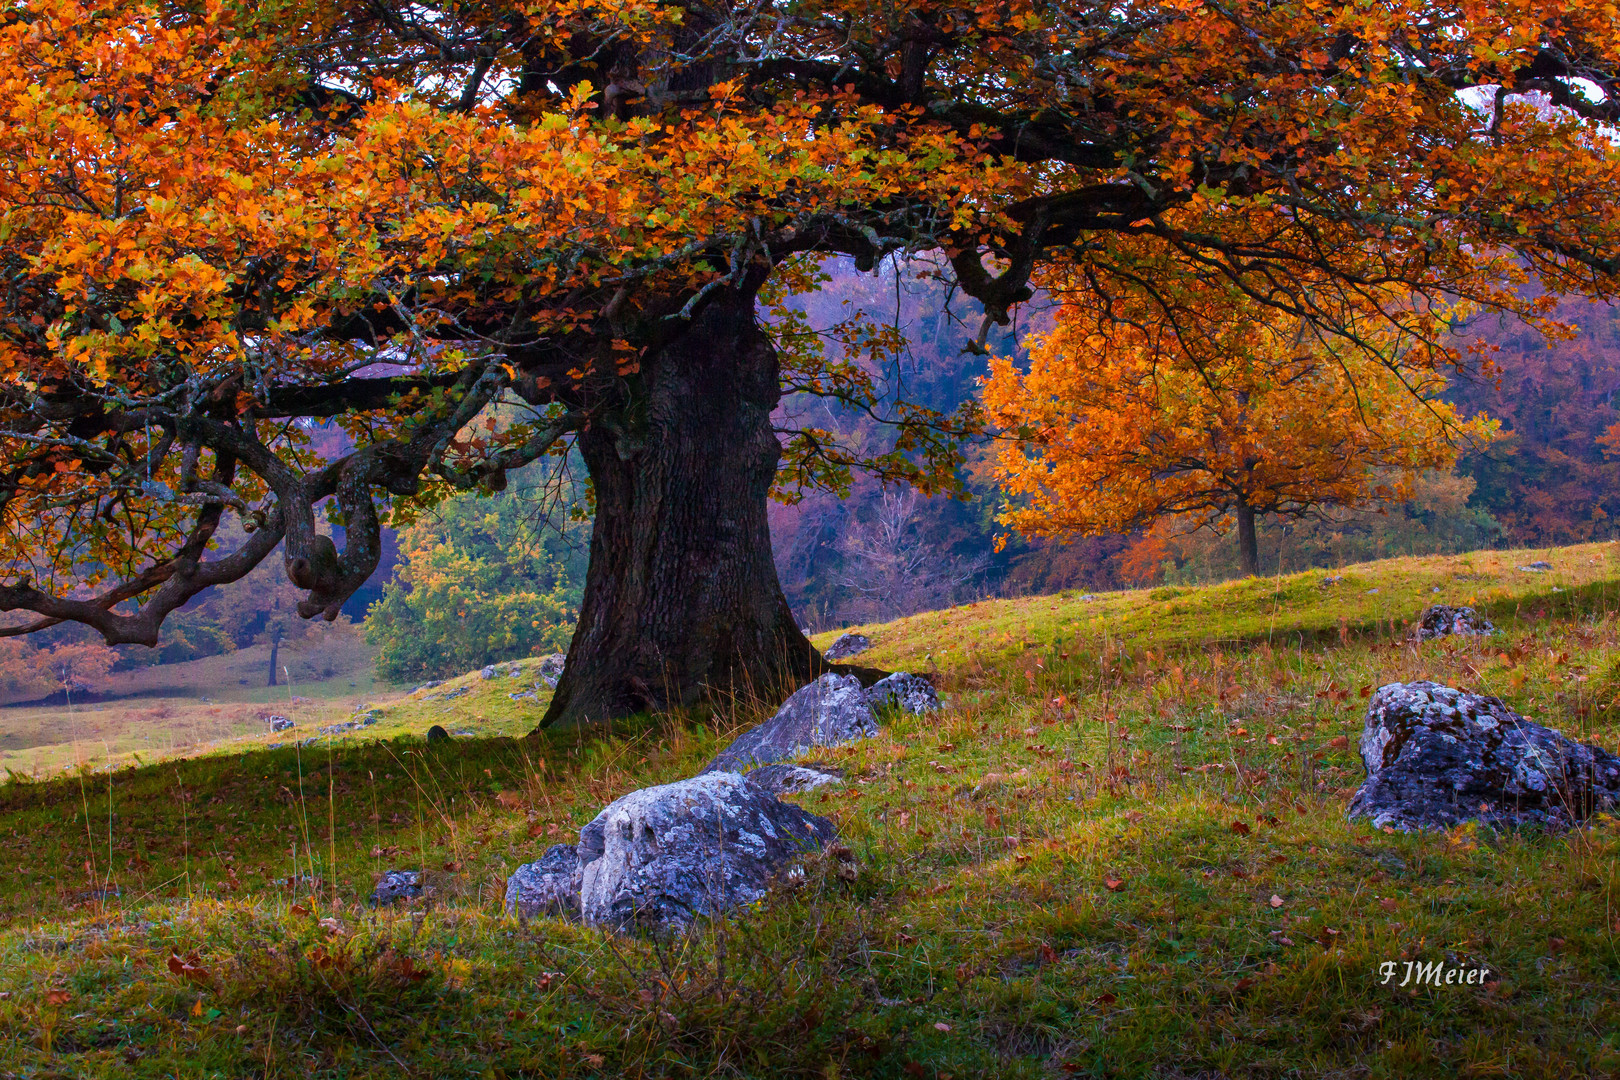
[1104,876,1125,892]
[1270,894,1285,908]
[1230,820,1252,837]
[168,954,211,984]
[42,988,70,1007]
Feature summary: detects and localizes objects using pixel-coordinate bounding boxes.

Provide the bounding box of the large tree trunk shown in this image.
[1235,500,1259,577]
[538,286,835,729]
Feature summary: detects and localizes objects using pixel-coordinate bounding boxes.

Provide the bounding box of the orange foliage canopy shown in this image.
[0,0,1617,706]
[983,275,1500,570]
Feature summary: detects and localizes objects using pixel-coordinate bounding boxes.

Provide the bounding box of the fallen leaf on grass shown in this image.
[1270,894,1285,908]
[1122,810,1144,824]
[42,989,70,1007]
[1379,898,1398,912]
[1092,992,1117,1006]
[1328,736,1350,751]
[168,954,211,984]
[1234,976,1257,992]
[1104,876,1125,892]
[1230,821,1251,836]
[934,1022,952,1033]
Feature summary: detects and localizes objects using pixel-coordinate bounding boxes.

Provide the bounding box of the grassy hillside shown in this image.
[0,542,1615,1077]
[0,629,381,775]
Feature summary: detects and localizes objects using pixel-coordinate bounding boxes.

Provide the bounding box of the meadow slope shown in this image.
[0,543,1615,1077]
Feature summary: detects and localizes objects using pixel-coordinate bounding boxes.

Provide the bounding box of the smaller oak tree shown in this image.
[983,287,1498,576]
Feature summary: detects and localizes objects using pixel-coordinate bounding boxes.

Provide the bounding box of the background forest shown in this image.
[3,263,1616,693]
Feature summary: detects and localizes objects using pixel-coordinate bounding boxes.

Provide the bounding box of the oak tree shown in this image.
[983,282,1499,574]
[3,0,1620,726]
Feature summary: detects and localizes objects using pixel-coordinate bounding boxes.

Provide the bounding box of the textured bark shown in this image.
[538,287,833,728]
[1235,500,1259,576]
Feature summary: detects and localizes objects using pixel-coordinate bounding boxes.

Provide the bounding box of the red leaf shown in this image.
[1104,876,1125,892]
[1230,820,1252,836]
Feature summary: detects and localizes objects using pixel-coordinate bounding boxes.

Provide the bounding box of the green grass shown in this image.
[0,543,1618,1077]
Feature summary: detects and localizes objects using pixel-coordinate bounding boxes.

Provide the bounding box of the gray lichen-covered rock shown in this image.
[368,869,424,906]
[702,673,877,772]
[1413,605,1496,641]
[578,772,835,931]
[1347,682,1620,832]
[743,763,843,796]
[538,653,566,688]
[505,845,582,920]
[267,715,294,732]
[480,665,498,679]
[823,632,872,660]
[865,671,940,715]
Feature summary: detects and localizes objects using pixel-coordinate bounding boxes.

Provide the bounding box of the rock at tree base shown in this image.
[1413,605,1496,641]
[505,845,582,920]
[823,632,873,660]
[743,763,843,795]
[702,673,877,773]
[1348,682,1620,832]
[538,653,566,688]
[577,772,835,932]
[369,870,424,906]
[425,724,450,743]
[865,671,940,715]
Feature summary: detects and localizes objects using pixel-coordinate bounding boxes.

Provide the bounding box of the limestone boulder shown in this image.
[823,632,872,660]
[865,671,940,715]
[1413,605,1495,641]
[368,869,424,907]
[1347,682,1620,831]
[505,845,583,920]
[577,772,835,932]
[538,653,566,688]
[702,673,877,773]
